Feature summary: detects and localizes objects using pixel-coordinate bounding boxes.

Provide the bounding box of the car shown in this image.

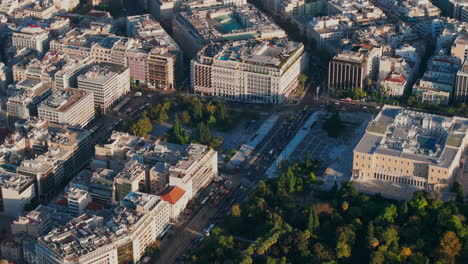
[363,106,367,109]
[335,102,340,105]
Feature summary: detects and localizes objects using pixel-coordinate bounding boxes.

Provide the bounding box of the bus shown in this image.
[200,197,209,205]
[204,224,215,236]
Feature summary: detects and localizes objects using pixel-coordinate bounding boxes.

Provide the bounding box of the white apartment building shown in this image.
[77,63,130,114]
[191,39,307,104]
[38,89,95,128]
[12,27,50,56]
[381,74,408,97]
[168,144,218,199]
[0,173,35,219]
[66,187,91,217]
[35,192,169,264]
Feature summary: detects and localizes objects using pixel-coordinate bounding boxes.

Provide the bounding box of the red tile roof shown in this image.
[161,186,186,205]
[86,202,104,212]
[385,74,406,84]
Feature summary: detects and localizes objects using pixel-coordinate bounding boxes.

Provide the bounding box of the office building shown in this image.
[54,59,93,89]
[191,39,307,104]
[434,0,468,21]
[77,63,130,114]
[353,106,468,193]
[168,143,217,199]
[451,36,468,62]
[38,89,95,128]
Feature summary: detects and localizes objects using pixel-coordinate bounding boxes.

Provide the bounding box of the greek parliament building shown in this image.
[191,39,307,104]
[352,106,468,192]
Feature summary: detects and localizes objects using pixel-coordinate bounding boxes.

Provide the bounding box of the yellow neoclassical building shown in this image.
[353,105,468,192]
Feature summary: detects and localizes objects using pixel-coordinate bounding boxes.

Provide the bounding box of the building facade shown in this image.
[38,89,95,128]
[77,63,130,114]
[352,106,468,193]
[191,39,307,104]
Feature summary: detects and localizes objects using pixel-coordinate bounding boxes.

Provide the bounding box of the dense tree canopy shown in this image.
[192,160,468,264]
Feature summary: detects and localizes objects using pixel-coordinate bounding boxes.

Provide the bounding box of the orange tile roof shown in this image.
[385,74,406,84]
[161,186,186,205]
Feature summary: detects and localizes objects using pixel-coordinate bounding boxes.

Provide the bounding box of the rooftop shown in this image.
[161,186,186,204]
[39,89,91,113]
[198,38,302,68]
[0,170,34,192]
[175,4,284,42]
[38,207,142,260]
[355,106,468,168]
[78,63,126,82]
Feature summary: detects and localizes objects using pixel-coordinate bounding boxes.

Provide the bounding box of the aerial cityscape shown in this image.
[0,0,466,263]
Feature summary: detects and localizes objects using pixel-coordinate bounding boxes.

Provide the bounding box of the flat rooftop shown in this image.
[355,106,468,168]
[39,89,91,113]
[198,38,303,68]
[175,4,284,42]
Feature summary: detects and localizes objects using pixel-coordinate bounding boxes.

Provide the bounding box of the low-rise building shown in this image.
[21,2,57,19]
[381,73,408,97]
[160,185,188,221]
[11,205,71,238]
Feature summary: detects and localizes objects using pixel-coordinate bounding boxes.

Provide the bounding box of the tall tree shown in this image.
[171,115,189,144]
[308,206,319,232]
[438,231,461,264]
[217,102,227,121]
[192,97,203,121]
[197,122,211,145]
